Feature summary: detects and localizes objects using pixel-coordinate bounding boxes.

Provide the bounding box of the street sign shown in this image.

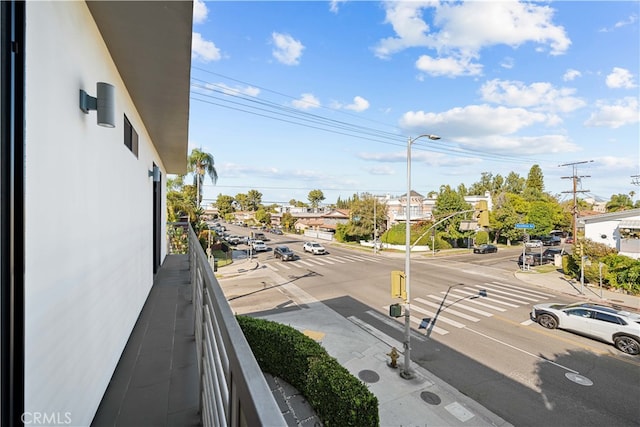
[515,223,535,229]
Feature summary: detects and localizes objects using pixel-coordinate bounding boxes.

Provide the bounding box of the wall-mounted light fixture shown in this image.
[79,82,115,128]
[148,165,160,182]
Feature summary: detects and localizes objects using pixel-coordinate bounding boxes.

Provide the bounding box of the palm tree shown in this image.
[187,148,218,205]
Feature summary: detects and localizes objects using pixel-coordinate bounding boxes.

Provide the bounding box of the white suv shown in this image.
[303,242,326,255]
[531,302,640,355]
[251,240,268,252]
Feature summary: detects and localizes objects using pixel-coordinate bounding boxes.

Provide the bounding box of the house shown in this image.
[579,209,640,259]
[384,190,493,225]
[1,1,193,424]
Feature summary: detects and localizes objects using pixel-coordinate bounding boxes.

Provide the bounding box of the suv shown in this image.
[531,302,640,355]
[303,242,326,255]
[274,246,295,261]
[251,240,268,252]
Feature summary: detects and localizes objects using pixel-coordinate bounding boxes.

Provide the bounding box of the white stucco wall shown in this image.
[584,220,619,249]
[24,2,167,425]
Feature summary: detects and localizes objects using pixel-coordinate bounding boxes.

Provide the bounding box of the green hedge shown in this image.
[237,315,379,426]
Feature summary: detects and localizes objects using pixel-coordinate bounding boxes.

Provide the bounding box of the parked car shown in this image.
[542,248,563,263]
[518,253,543,266]
[251,240,268,252]
[303,242,326,255]
[525,239,543,248]
[274,246,295,261]
[473,244,498,254]
[270,228,283,235]
[541,236,561,246]
[531,302,640,355]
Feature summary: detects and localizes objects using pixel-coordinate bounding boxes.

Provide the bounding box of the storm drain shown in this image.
[420,391,441,405]
[358,370,380,383]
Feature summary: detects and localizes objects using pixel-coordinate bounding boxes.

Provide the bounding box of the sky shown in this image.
[187,0,640,208]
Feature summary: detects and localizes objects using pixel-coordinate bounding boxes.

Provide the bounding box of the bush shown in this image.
[475,230,489,245]
[236,316,379,426]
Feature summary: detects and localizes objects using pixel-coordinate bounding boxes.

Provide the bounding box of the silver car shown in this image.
[531,302,640,355]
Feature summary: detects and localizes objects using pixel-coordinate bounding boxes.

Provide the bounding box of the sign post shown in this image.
[516,224,535,270]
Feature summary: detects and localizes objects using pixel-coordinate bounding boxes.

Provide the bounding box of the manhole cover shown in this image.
[358,370,380,383]
[565,372,593,386]
[420,391,441,405]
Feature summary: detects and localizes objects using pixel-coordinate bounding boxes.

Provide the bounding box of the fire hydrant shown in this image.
[387,347,400,369]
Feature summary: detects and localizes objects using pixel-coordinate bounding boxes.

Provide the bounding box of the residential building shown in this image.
[579,209,640,259]
[1,2,269,425]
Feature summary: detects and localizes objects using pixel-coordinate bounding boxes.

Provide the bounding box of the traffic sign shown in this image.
[515,223,535,229]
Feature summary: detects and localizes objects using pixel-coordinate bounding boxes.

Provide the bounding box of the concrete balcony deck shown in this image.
[91,254,201,426]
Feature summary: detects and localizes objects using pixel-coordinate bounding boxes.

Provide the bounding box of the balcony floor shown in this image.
[91,254,201,427]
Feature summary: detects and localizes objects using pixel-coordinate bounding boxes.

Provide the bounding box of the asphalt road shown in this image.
[217,225,640,427]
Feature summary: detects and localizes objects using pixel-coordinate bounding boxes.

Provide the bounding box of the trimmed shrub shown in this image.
[236,316,379,426]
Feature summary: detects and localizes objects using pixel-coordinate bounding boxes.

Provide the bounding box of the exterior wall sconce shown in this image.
[148,165,160,182]
[79,82,115,128]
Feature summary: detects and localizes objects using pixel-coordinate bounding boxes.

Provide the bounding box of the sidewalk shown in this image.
[222,267,512,427]
[514,267,640,311]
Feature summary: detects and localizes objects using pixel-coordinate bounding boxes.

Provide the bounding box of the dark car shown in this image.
[473,244,498,254]
[542,248,563,263]
[274,246,295,261]
[518,252,543,266]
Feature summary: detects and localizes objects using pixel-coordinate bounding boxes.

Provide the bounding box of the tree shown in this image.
[234,193,248,211]
[308,189,325,208]
[524,164,544,200]
[187,148,218,205]
[254,208,271,225]
[215,194,235,217]
[246,189,263,211]
[504,172,525,194]
[606,194,634,212]
[491,193,528,245]
[281,212,295,230]
[432,185,472,246]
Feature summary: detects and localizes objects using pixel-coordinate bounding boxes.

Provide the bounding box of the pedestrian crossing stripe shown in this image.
[422,295,493,317]
[490,281,550,298]
[410,305,466,328]
[472,284,538,303]
[414,298,481,322]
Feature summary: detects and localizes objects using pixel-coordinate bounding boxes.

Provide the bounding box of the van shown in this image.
[250,231,268,241]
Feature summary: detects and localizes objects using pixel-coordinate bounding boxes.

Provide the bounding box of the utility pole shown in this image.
[560,160,593,241]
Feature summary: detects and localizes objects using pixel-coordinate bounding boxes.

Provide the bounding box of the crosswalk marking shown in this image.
[476,283,540,302]
[442,291,508,311]
[423,295,493,317]
[411,305,466,328]
[295,259,315,267]
[490,281,550,299]
[409,314,449,335]
[521,319,535,326]
[472,284,536,305]
[414,298,481,322]
[365,310,429,340]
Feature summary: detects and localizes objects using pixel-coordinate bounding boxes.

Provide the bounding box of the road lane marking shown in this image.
[414,298,481,322]
[295,260,315,267]
[465,326,581,374]
[520,319,534,325]
[365,310,432,339]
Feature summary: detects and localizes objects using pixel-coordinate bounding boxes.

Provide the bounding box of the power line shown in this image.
[560,160,593,240]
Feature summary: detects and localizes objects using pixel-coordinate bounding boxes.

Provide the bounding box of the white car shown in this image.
[525,239,543,248]
[251,240,268,252]
[531,302,640,355]
[303,242,326,255]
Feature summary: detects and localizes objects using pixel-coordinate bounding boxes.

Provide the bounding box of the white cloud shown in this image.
[599,14,638,32]
[271,32,305,65]
[584,97,639,128]
[374,0,571,63]
[400,104,549,137]
[596,156,639,170]
[193,0,208,24]
[605,67,637,89]
[415,54,482,77]
[480,79,586,113]
[292,93,321,110]
[365,165,396,176]
[192,32,221,62]
[500,57,515,70]
[563,69,581,81]
[333,96,370,112]
[329,0,347,14]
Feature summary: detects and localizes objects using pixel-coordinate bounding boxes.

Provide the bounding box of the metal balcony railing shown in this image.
[181,224,285,427]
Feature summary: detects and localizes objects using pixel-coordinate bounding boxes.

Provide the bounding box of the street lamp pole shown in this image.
[402,133,440,379]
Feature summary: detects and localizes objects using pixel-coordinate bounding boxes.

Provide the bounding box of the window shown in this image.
[566,309,592,318]
[593,312,623,325]
[123,114,138,157]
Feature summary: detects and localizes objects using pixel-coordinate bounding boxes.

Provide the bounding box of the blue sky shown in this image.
[187,0,639,207]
